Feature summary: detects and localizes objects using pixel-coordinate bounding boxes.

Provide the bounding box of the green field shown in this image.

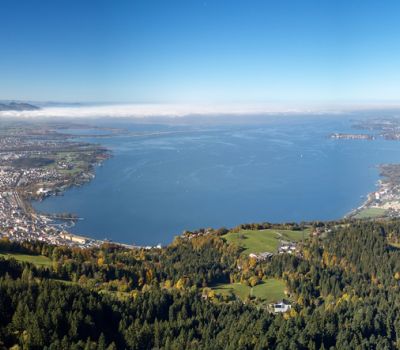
[354,207,386,219]
[223,228,310,255]
[0,251,52,267]
[212,278,286,302]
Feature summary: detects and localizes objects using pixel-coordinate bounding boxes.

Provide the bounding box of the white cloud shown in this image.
[2,101,399,119]
[0,103,333,119]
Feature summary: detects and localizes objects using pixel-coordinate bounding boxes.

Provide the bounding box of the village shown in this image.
[248,240,299,262]
[0,190,98,247]
[349,163,400,218]
[330,132,375,140]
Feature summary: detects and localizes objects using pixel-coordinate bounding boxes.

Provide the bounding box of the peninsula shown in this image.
[330,132,374,140]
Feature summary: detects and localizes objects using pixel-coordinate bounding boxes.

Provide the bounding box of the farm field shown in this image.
[354,207,386,219]
[212,278,286,303]
[223,228,310,255]
[0,251,52,267]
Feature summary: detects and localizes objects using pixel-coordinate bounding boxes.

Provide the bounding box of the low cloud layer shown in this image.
[0,102,398,119]
[0,103,332,119]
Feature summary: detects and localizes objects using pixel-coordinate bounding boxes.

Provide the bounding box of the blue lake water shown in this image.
[33,115,400,245]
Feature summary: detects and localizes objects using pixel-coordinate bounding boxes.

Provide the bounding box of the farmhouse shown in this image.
[278,241,297,254]
[269,301,291,313]
[249,252,273,261]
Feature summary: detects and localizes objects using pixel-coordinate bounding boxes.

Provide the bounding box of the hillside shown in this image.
[1,220,400,348]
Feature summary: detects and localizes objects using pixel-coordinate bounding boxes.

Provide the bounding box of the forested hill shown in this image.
[2,220,400,349]
[0,102,39,111]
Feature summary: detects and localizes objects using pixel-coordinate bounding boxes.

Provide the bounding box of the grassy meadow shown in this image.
[354,207,387,219]
[223,228,310,255]
[212,278,286,303]
[0,251,52,267]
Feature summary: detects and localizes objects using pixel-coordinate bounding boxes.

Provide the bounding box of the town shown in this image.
[0,122,110,248]
[349,163,400,219]
[330,132,375,140]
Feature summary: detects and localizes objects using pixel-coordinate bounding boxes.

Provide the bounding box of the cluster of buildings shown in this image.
[18,167,63,189]
[370,182,400,212]
[249,252,273,261]
[0,190,97,248]
[353,177,400,217]
[0,166,64,192]
[278,241,298,254]
[249,241,299,262]
[0,130,102,248]
[0,136,68,152]
[330,133,374,140]
[0,168,19,189]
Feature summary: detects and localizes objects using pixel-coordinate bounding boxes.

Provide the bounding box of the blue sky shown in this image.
[1,0,400,105]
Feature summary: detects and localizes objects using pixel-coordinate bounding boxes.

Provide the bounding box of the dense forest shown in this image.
[2,220,400,349]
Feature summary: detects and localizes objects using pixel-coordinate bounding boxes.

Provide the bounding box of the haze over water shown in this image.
[33,114,400,245]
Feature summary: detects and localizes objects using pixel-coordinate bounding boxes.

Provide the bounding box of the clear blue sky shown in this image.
[1,0,400,104]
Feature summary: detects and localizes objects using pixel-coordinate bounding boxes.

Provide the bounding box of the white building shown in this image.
[270,301,291,313]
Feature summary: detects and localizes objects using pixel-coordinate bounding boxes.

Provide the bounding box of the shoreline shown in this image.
[6,118,400,248]
[0,122,143,250]
[26,157,141,249]
[346,164,400,219]
[32,147,392,246]
[22,138,147,250]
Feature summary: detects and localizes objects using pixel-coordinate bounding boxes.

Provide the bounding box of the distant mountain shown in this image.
[0,102,40,111]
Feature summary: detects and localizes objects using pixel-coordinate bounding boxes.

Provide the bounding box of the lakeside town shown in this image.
[353,117,400,141]
[0,121,111,248]
[330,132,375,140]
[348,164,400,219]
[328,117,400,219]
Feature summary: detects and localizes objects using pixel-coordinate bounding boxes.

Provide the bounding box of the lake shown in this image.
[33,114,400,245]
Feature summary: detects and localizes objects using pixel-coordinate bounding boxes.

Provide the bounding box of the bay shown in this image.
[33,114,400,245]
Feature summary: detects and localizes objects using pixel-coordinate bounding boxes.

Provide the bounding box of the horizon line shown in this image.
[2,101,400,119]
